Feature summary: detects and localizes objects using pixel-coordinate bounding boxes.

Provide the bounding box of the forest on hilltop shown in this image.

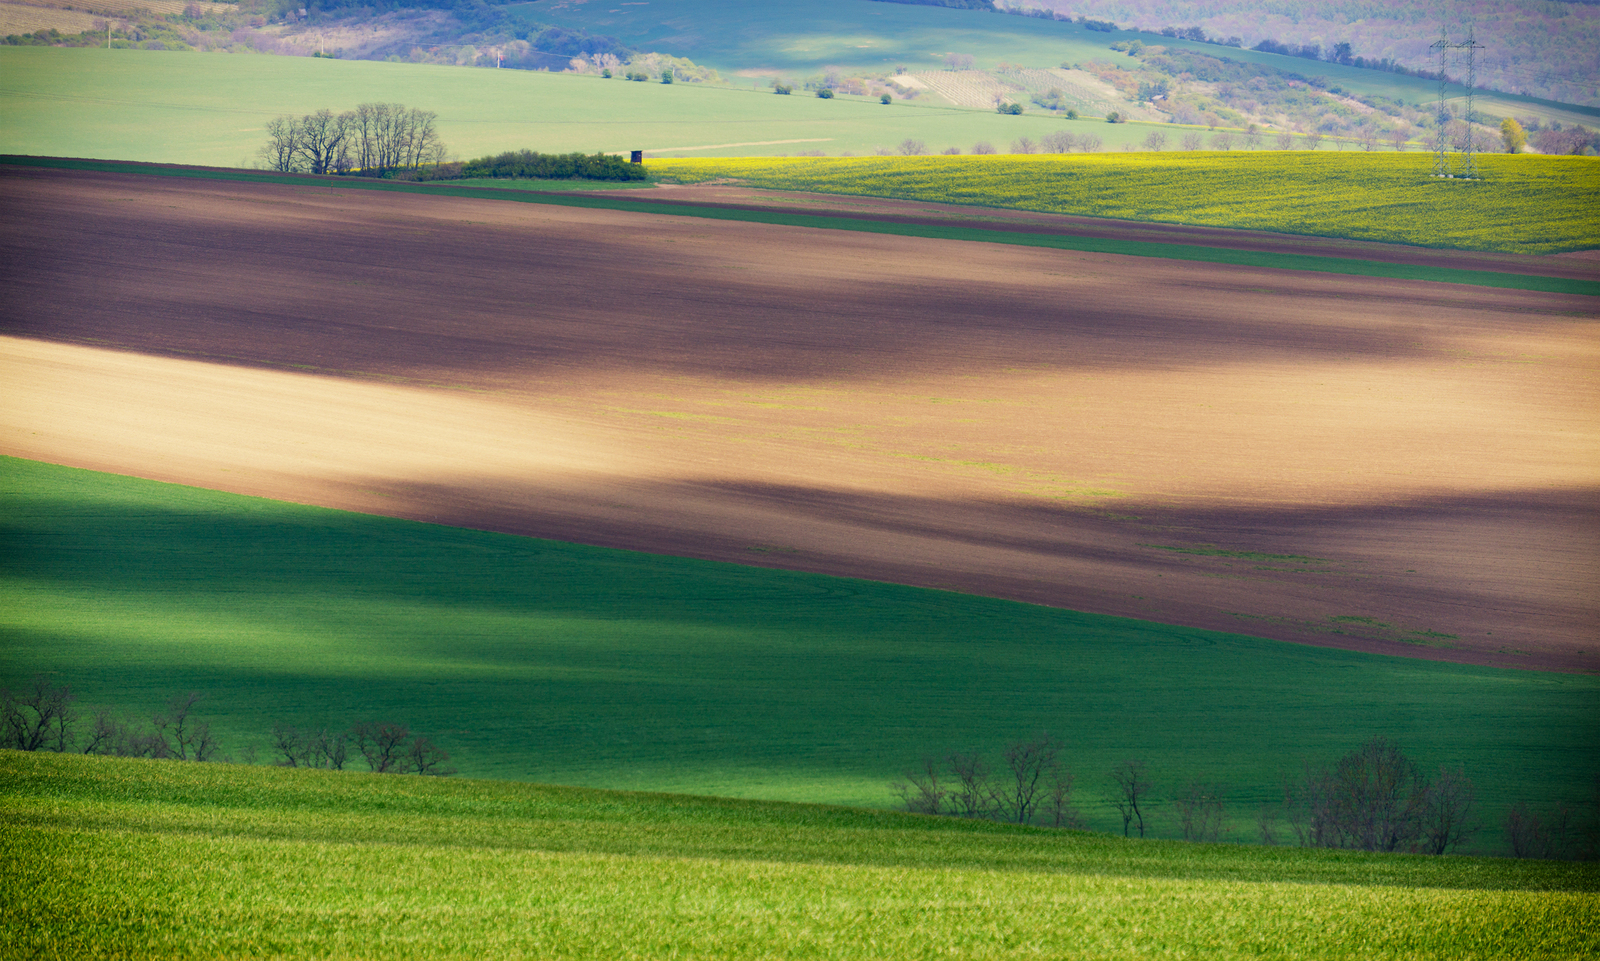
[991,0,1600,105]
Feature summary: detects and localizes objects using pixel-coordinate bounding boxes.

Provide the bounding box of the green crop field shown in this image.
[4,456,1598,851]
[0,46,1170,165]
[3,751,1596,960]
[648,152,1600,254]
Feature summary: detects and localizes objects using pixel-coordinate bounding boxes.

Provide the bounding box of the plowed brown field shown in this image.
[3,166,1596,672]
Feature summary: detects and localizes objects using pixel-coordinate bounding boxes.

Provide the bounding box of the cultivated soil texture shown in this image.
[3,165,1596,672]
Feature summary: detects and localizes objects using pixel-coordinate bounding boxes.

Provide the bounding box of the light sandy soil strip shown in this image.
[2,166,1596,672]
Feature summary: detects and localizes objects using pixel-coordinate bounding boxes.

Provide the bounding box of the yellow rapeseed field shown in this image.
[649,153,1600,254]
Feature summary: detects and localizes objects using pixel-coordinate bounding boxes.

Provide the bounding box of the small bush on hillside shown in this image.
[817,87,834,99]
[997,102,1024,115]
[774,83,792,95]
[881,93,893,104]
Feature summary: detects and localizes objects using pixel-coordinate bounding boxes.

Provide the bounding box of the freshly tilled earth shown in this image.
[3,166,1595,672]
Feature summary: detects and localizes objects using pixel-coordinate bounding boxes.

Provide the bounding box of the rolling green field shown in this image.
[649,152,1600,253]
[4,456,1598,851]
[0,46,1169,166]
[3,751,1596,959]
[521,0,1600,128]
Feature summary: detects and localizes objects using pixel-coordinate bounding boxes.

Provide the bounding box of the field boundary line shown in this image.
[5,155,1596,297]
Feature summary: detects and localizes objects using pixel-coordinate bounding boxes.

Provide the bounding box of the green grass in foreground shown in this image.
[649,153,1600,254]
[3,456,1598,851]
[2,751,1596,960]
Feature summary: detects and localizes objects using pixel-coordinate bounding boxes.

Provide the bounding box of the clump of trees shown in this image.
[260,102,446,176]
[457,149,646,181]
[2,675,455,776]
[891,733,1085,828]
[3,675,220,761]
[272,720,454,776]
[894,734,1598,859]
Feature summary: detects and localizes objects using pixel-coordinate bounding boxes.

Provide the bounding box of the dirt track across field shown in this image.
[3,166,1597,672]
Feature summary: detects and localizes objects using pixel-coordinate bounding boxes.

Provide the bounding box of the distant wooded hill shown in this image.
[988,0,1600,107]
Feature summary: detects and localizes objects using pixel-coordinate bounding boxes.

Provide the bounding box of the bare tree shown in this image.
[1009,136,1037,154]
[1209,131,1236,150]
[1506,802,1575,860]
[1173,779,1226,842]
[297,108,350,174]
[351,720,412,772]
[259,115,302,172]
[1078,134,1103,152]
[1275,131,1295,150]
[408,736,455,776]
[1387,123,1411,152]
[898,138,927,155]
[1041,130,1076,153]
[1143,130,1167,151]
[0,675,76,752]
[971,141,996,155]
[947,750,997,819]
[271,722,306,767]
[1000,733,1061,825]
[1044,768,1085,829]
[154,692,217,761]
[1180,131,1203,151]
[1111,760,1152,838]
[1417,764,1478,854]
[892,757,949,815]
[1257,798,1281,845]
[1305,130,1323,150]
[1288,737,1433,853]
[82,709,168,758]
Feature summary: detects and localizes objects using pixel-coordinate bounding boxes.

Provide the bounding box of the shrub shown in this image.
[997,102,1024,115]
[774,83,792,95]
[881,93,893,104]
[817,87,834,99]
[971,141,996,154]
[898,138,927,155]
[457,149,647,181]
[660,69,673,84]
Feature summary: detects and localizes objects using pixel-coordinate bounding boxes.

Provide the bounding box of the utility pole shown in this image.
[1430,28,1450,177]
[1459,24,1485,179]
[1431,25,1485,178]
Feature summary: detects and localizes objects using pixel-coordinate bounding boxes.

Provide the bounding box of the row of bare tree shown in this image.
[1,675,220,761]
[894,735,1594,859]
[270,720,454,776]
[260,102,447,176]
[1,675,453,776]
[893,733,1084,828]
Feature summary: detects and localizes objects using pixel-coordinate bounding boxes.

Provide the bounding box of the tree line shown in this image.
[893,734,1598,860]
[2,675,454,777]
[260,102,446,176]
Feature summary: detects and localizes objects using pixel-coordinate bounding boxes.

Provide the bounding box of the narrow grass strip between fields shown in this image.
[6,155,1596,297]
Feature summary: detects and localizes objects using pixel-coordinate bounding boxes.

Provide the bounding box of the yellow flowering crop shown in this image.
[649,153,1600,254]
